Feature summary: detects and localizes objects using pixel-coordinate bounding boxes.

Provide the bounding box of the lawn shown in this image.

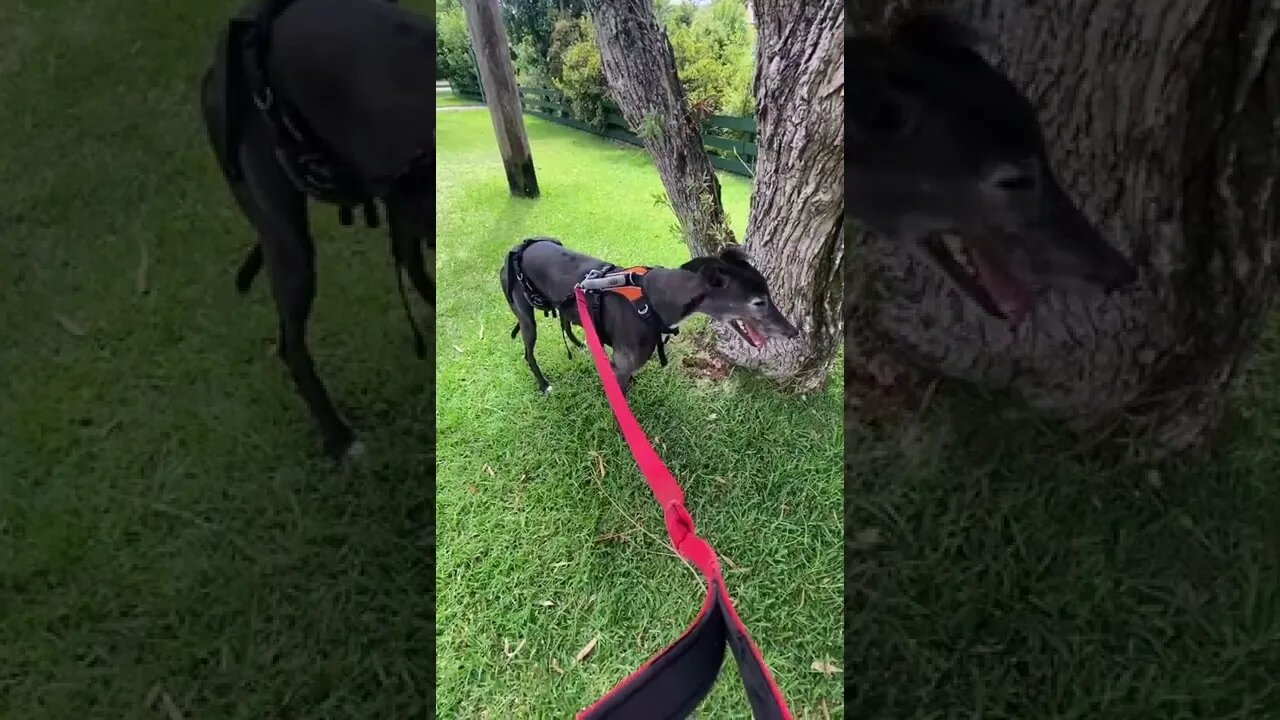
[1,1,434,717]
[433,107,845,718]
[437,91,482,109]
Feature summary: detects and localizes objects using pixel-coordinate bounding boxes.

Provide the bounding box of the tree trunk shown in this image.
[586,0,736,258]
[847,1,1280,461]
[710,0,846,391]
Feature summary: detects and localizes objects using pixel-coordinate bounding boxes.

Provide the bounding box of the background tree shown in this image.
[587,0,843,390]
[585,0,738,258]
[845,1,1280,460]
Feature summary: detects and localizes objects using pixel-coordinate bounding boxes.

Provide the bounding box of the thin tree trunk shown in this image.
[462,0,540,197]
[586,0,736,258]
[712,0,846,391]
[846,1,1280,461]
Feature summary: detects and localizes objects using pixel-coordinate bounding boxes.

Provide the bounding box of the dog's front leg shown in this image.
[236,126,359,462]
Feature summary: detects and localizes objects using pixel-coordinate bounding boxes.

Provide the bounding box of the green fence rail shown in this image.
[450,79,756,177]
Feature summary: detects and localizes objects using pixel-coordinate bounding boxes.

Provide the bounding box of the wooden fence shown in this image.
[451,81,757,177]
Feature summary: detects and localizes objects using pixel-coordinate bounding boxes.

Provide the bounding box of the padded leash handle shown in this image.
[579,271,635,291]
[572,287,791,720]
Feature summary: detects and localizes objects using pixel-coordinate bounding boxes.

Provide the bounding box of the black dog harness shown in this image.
[578,266,684,367]
[225,0,425,228]
[505,238,685,366]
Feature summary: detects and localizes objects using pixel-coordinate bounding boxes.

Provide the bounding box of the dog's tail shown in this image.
[510,324,519,339]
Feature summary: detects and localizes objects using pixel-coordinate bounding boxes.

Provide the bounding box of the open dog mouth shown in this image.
[729,318,768,349]
[922,233,1037,326]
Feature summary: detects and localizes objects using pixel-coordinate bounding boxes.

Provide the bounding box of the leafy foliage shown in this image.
[546,16,609,128]
[435,0,475,88]
[510,0,755,129]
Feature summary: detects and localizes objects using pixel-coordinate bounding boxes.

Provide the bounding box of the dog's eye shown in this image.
[750,298,766,308]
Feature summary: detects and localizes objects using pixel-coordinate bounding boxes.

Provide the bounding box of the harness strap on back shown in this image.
[572,286,791,720]
[229,0,381,228]
[506,237,564,317]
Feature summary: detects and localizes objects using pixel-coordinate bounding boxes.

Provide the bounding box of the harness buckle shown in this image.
[253,86,273,111]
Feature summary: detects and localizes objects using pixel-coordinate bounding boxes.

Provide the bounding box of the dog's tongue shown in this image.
[971,247,1036,326]
[734,319,767,348]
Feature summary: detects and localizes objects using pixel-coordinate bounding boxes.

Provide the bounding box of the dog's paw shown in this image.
[541,384,554,395]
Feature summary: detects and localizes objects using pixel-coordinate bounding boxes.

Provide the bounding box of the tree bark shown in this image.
[846,1,1280,461]
[462,0,540,197]
[711,0,846,391]
[586,0,736,258]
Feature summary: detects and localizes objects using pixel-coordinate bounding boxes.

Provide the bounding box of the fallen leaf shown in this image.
[159,693,184,720]
[538,600,555,607]
[478,322,485,340]
[503,638,525,659]
[810,659,840,677]
[54,313,86,337]
[466,484,478,495]
[146,685,184,720]
[483,464,495,476]
[575,635,599,663]
[552,561,570,568]
[707,413,718,420]
[850,528,883,551]
[550,657,564,674]
[590,452,605,478]
[136,242,149,295]
[453,345,465,353]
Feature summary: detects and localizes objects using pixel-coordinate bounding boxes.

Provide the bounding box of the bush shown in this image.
[512,36,548,88]
[436,0,476,91]
[549,17,609,128]
[500,1,756,130]
[665,0,755,116]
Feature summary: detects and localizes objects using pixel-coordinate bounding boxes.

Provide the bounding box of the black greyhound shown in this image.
[200,0,434,461]
[502,238,799,395]
[846,12,1138,325]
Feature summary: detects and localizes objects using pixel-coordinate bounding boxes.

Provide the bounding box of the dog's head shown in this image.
[681,246,799,348]
[846,12,1137,325]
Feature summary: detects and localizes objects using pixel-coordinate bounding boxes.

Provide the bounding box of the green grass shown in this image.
[1,1,434,717]
[437,91,482,109]
[434,111,844,718]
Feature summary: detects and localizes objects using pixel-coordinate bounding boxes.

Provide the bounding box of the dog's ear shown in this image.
[848,39,920,140]
[718,245,751,266]
[889,11,983,53]
[682,257,730,289]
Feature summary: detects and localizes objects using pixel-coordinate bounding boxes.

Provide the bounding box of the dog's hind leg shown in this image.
[610,344,654,397]
[503,282,552,394]
[386,185,436,309]
[385,187,435,358]
[559,314,584,350]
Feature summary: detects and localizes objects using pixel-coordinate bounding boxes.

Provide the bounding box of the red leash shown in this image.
[572,286,792,720]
